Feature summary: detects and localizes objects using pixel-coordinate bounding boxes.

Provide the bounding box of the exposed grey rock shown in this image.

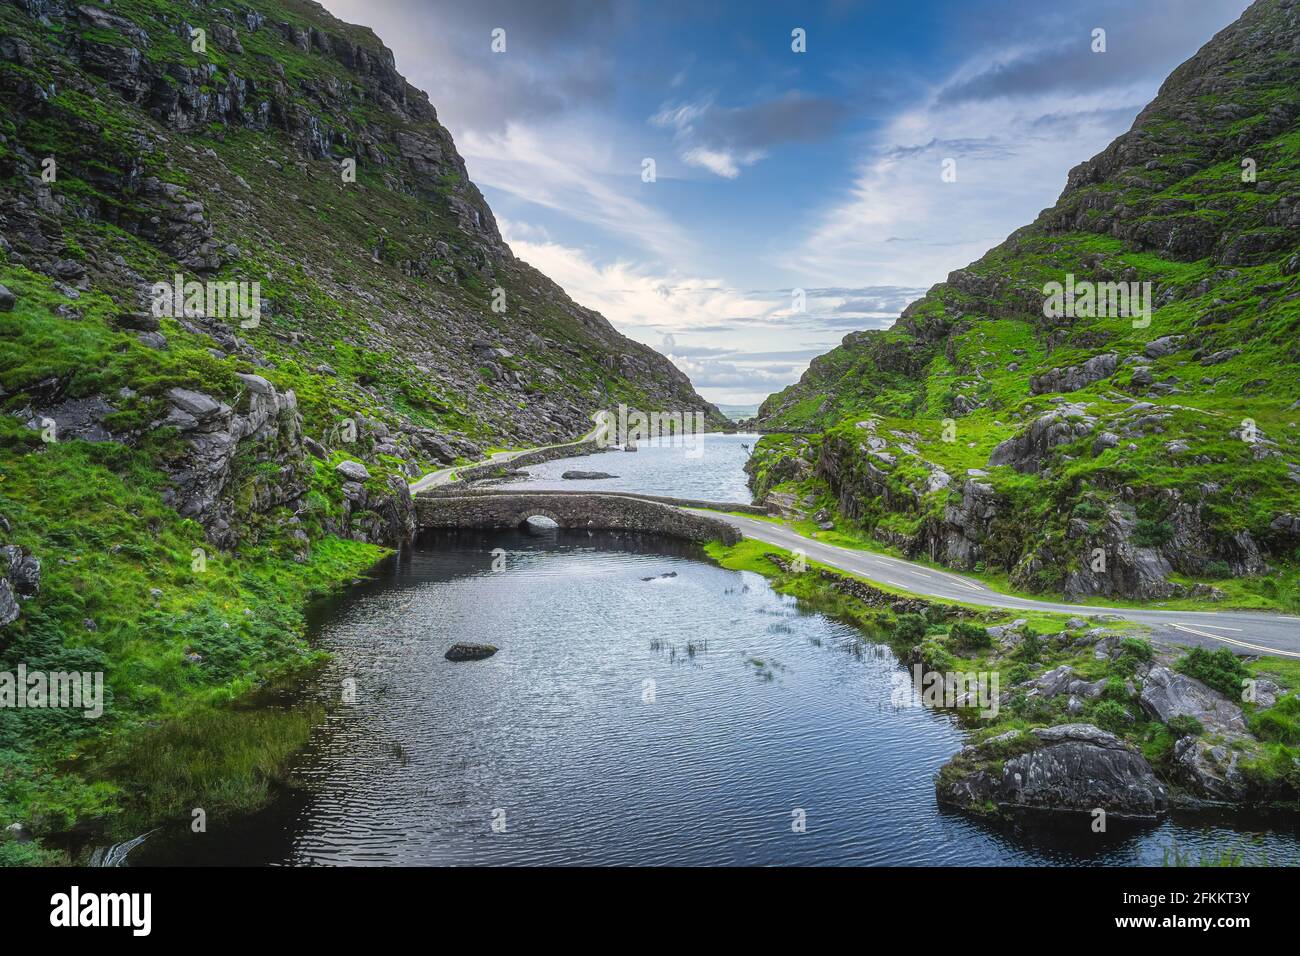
[561,470,617,480]
[23,395,118,443]
[1250,679,1281,709]
[523,514,558,535]
[1092,431,1121,455]
[1144,335,1185,358]
[335,459,370,482]
[1200,348,1241,366]
[113,311,159,332]
[0,284,15,311]
[937,723,1167,818]
[1138,664,1246,736]
[165,387,223,421]
[0,580,18,628]
[989,404,1096,473]
[236,372,274,395]
[1022,664,1076,699]
[1172,736,1248,801]
[2,545,41,596]
[1062,502,1178,600]
[1030,353,1118,395]
[4,821,31,843]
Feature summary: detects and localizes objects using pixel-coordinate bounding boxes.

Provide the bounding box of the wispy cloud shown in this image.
[650,91,844,179]
[463,121,691,261]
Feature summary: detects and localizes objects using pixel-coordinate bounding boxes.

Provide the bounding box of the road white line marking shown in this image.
[728,521,1299,647]
[1168,622,1300,659]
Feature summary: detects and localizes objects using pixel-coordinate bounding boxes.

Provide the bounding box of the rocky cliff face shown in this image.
[751,0,1300,602]
[0,0,720,563]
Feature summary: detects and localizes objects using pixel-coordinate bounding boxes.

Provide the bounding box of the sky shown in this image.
[323,0,1252,405]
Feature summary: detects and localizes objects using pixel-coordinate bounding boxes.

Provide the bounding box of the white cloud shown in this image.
[786,82,1152,288]
[501,223,828,403]
[501,224,775,333]
[460,120,692,263]
[681,147,755,179]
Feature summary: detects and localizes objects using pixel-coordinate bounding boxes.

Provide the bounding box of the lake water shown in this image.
[506,431,756,503]
[131,528,1300,866]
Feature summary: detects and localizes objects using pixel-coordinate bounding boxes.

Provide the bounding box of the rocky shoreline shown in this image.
[733,547,1299,824]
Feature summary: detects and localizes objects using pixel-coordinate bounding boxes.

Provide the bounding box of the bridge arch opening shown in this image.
[521,514,560,535]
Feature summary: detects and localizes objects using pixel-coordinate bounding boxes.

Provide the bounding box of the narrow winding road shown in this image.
[409,417,605,494]
[710,512,1300,658]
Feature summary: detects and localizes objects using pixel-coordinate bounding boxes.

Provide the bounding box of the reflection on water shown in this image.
[508,431,756,503]
[133,530,1300,866]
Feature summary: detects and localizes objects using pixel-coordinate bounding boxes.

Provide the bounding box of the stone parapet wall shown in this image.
[415,492,742,545]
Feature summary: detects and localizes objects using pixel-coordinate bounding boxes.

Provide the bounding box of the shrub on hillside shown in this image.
[1176,646,1249,698]
[1249,695,1300,745]
[894,613,927,644]
[1166,714,1204,738]
[1110,637,1154,677]
[1092,700,1132,734]
[949,621,991,651]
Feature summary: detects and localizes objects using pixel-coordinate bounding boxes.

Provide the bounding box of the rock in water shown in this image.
[561,470,618,479]
[445,642,498,662]
[936,723,1167,819]
[523,515,559,535]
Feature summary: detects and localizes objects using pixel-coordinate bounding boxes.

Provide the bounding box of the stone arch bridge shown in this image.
[413,488,767,545]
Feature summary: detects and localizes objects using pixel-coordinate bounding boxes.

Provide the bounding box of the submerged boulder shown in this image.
[445,642,499,662]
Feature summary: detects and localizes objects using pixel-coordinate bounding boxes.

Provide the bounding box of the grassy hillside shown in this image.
[0,0,717,862]
[752,0,1300,608]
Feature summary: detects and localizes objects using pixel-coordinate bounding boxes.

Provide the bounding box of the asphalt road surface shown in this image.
[711,512,1300,659]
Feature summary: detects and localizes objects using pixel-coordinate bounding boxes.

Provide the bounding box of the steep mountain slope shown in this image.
[752,0,1300,606]
[0,0,717,859]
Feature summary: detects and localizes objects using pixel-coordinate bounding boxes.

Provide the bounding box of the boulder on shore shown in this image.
[1138,664,1246,736]
[936,723,1167,819]
[445,642,499,662]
